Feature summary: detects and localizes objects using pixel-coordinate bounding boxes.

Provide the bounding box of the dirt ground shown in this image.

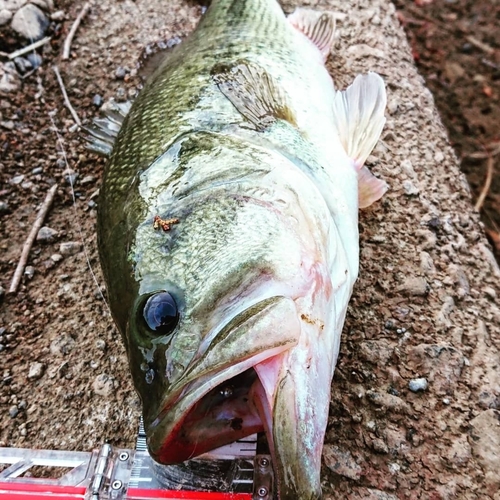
[0,0,499,499]
[396,0,500,261]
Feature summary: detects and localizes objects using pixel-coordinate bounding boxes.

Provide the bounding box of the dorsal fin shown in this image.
[288,8,337,60]
[211,60,296,131]
[84,99,131,156]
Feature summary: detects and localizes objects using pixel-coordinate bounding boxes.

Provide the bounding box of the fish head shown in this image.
[116,132,354,498]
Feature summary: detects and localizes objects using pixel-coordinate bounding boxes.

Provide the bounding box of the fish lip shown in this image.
[143,295,300,462]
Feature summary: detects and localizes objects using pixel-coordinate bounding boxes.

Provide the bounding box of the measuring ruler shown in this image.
[0,422,273,499]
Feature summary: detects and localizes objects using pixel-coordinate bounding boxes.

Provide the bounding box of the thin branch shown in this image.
[474,155,495,212]
[6,36,51,60]
[52,65,81,126]
[62,2,91,60]
[9,184,58,294]
[466,35,495,55]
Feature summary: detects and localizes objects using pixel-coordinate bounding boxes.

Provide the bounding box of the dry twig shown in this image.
[6,36,52,60]
[474,155,495,212]
[52,65,81,126]
[466,35,495,55]
[466,142,500,159]
[62,2,91,60]
[9,184,58,294]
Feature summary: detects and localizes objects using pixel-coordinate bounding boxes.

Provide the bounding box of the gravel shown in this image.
[408,378,428,392]
[28,362,45,380]
[10,3,49,40]
[36,226,58,243]
[59,242,82,257]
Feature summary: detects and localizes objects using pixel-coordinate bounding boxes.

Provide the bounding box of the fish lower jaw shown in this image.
[146,366,272,465]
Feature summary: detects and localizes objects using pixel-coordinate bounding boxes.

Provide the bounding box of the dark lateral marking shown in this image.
[211,59,297,131]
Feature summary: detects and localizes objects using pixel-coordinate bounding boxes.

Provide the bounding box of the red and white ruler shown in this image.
[0,424,273,500]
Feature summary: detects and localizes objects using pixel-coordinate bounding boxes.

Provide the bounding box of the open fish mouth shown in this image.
[144,295,301,465]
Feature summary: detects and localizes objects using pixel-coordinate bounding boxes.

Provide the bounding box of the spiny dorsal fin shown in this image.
[211,60,296,131]
[332,72,388,208]
[288,8,337,60]
[84,99,132,156]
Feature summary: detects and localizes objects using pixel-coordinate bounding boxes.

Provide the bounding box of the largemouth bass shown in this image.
[95,1,387,498]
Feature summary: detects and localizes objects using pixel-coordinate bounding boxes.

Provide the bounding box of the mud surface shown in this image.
[1,1,499,498]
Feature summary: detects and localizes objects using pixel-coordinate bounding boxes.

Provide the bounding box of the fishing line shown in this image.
[48,112,112,315]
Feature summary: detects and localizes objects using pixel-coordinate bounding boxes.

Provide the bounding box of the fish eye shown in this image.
[142,292,179,335]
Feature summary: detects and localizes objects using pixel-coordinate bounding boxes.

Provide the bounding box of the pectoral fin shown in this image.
[211,60,296,131]
[333,72,388,208]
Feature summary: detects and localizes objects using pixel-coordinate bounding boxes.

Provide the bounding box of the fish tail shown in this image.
[332,72,388,208]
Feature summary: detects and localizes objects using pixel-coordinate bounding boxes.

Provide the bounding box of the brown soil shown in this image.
[1,1,499,499]
[396,0,500,258]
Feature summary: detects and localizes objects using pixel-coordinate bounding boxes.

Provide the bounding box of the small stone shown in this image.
[484,287,497,300]
[64,170,78,186]
[1,120,15,131]
[409,378,428,392]
[10,174,24,184]
[28,362,45,380]
[18,400,27,410]
[0,8,12,25]
[0,201,9,213]
[92,94,102,107]
[9,405,18,418]
[4,0,28,11]
[59,241,82,256]
[399,276,429,296]
[50,253,63,263]
[323,445,361,480]
[0,62,20,93]
[388,462,400,474]
[95,339,106,351]
[26,52,42,69]
[13,56,32,74]
[81,175,96,185]
[402,179,419,195]
[50,9,65,21]
[115,87,126,101]
[0,285,5,300]
[115,66,127,79]
[93,373,118,397]
[366,420,377,431]
[32,166,43,174]
[36,226,58,243]
[443,398,450,405]
[11,4,49,41]
[24,266,35,279]
[371,438,389,454]
[50,334,76,356]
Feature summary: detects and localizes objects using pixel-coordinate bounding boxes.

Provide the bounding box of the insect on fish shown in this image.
[92,1,388,498]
